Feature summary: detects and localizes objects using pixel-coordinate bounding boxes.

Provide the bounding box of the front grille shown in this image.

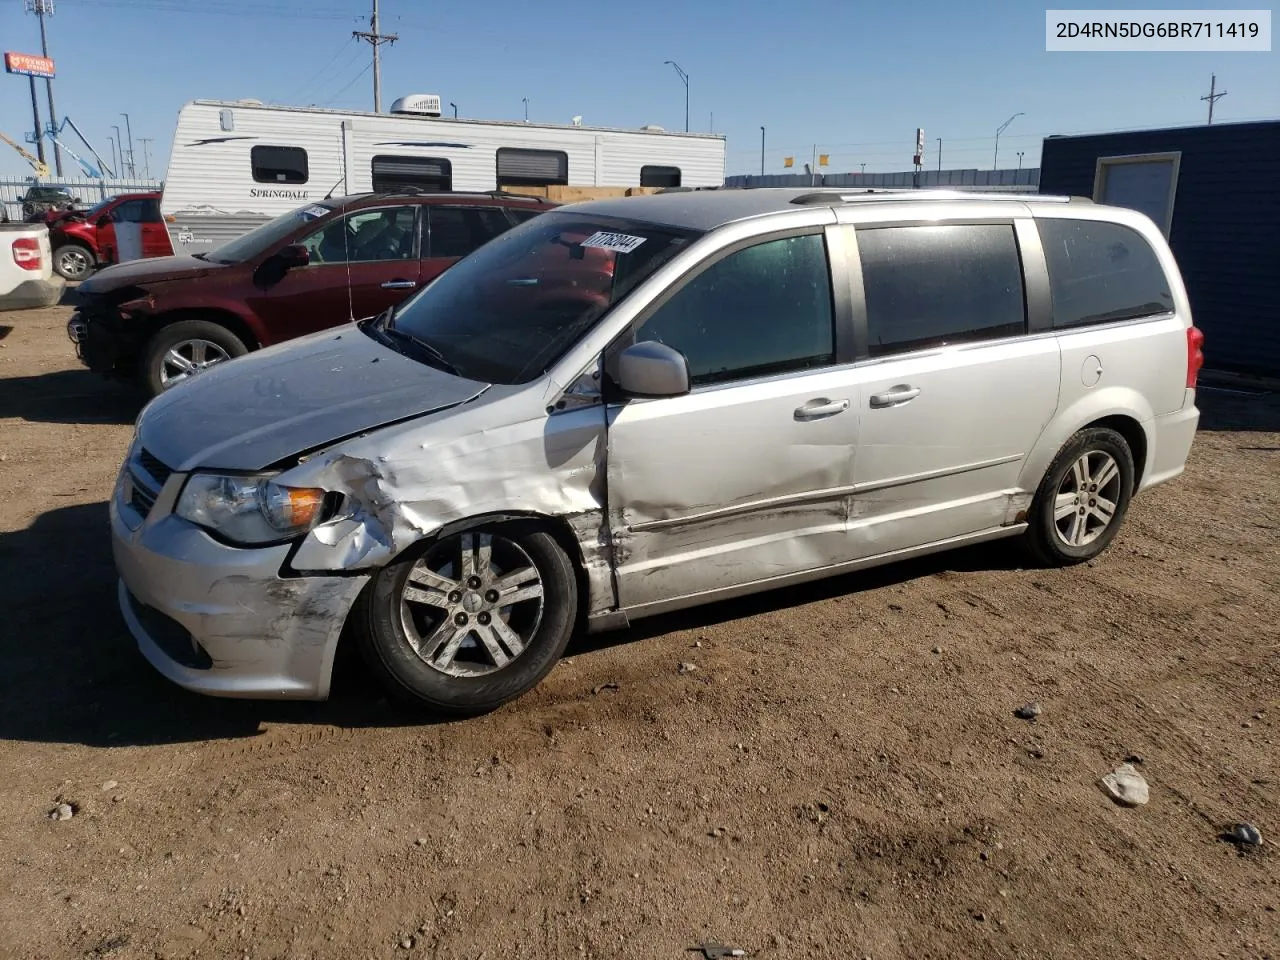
[138,448,173,487]
[129,476,158,517]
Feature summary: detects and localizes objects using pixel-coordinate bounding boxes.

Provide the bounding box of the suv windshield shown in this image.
[385,212,700,383]
[204,200,336,264]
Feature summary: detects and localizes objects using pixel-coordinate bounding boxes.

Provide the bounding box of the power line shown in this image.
[324,62,373,107]
[310,50,372,105]
[56,0,356,20]
[282,35,358,104]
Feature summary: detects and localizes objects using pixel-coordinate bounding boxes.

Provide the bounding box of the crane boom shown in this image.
[0,130,50,178]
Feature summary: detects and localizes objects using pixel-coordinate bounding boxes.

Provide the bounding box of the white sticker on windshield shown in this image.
[302,205,330,219]
[579,231,647,254]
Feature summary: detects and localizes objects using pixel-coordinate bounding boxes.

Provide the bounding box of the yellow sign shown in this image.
[783,156,794,168]
[818,154,829,167]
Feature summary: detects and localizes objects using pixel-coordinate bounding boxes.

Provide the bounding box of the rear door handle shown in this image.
[869,385,921,408]
[381,279,417,290]
[794,397,849,421]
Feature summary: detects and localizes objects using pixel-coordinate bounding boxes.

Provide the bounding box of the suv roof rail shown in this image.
[368,187,553,203]
[788,189,1074,205]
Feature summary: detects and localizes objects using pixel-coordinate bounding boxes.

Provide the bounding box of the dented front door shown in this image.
[604,230,859,612]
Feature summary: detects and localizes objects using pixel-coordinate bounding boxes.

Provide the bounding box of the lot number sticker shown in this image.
[579,231,647,253]
[302,205,330,219]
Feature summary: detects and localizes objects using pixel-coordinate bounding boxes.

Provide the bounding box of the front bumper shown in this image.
[110,451,370,700]
[66,301,143,375]
[0,275,64,312]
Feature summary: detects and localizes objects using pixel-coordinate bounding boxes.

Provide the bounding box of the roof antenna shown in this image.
[341,194,355,322]
[323,174,345,200]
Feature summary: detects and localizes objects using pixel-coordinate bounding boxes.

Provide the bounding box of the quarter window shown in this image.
[857,224,1026,358]
[637,233,835,387]
[1037,218,1174,328]
[251,145,309,185]
[371,155,452,193]
[640,165,682,188]
[496,148,569,188]
[299,206,417,264]
[428,206,514,259]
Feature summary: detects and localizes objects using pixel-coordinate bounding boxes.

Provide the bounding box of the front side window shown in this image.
[636,233,835,386]
[111,199,149,223]
[300,206,417,264]
[1037,218,1173,328]
[251,145,309,185]
[427,206,515,259]
[386,212,698,383]
[857,224,1026,358]
[496,148,569,188]
[203,201,335,264]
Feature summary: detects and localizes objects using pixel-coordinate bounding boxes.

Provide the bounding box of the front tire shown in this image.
[141,319,249,396]
[358,527,578,716]
[53,243,95,281]
[1024,427,1135,567]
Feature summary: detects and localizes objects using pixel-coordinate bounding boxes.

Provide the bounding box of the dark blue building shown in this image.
[1039,120,1280,377]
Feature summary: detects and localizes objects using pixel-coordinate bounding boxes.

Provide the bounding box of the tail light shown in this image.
[12,237,41,271]
[1186,326,1205,388]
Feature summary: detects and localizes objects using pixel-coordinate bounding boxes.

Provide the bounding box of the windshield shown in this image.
[82,198,115,219]
[386,212,699,383]
[204,200,336,264]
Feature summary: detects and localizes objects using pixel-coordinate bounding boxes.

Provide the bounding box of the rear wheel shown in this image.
[358,526,578,716]
[1024,427,1135,566]
[53,243,95,281]
[142,319,249,395]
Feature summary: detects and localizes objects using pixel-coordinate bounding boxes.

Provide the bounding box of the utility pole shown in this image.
[28,77,47,168]
[27,0,63,176]
[1201,73,1227,124]
[663,60,689,133]
[120,113,136,176]
[353,0,397,113]
[936,137,942,172]
[139,137,152,179]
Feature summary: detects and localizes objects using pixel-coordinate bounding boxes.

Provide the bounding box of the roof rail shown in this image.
[368,186,553,203]
[789,189,1072,206]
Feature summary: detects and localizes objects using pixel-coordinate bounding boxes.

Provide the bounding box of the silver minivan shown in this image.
[110,189,1204,714]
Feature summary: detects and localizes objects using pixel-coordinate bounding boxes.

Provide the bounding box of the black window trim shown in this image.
[640,164,682,188]
[371,154,453,193]
[495,147,570,188]
[845,217,1042,363]
[604,224,856,395]
[298,202,422,266]
[250,144,310,185]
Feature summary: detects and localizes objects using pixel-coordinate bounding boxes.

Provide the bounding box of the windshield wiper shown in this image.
[382,325,462,376]
[192,252,208,261]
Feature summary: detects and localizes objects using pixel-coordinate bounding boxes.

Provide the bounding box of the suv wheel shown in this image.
[358,527,578,716]
[142,320,249,395]
[1024,427,1135,566]
[53,244,95,281]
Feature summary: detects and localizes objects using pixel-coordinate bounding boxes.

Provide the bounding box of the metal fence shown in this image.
[0,176,164,218]
[725,167,1041,191]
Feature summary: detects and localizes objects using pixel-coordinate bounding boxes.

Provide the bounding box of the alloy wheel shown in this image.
[1053,450,1122,548]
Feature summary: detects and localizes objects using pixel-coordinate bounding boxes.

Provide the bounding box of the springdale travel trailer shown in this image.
[160,96,727,255]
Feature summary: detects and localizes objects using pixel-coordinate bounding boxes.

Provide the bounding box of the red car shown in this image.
[68,191,556,395]
[50,192,172,281]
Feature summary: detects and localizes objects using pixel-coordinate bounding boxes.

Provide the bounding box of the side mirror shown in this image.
[278,243,310,268]
[616,341,689,399]
[96,215,111,228]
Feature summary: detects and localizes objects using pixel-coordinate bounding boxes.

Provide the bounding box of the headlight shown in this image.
[176,473,327,545]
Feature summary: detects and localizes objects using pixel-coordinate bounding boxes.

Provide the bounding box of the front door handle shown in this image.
[869,385,921,408]
[794,397,849,421]
[381,279,417,290]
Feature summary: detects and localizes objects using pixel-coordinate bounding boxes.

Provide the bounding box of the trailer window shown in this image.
[251,145,309,185]
[640,165,681,188]
[372,155,452,193]
[496,148,569,188]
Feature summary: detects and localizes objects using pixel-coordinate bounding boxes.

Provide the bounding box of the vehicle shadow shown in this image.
[1197,383,1280,433]
[0,499,1029,749]
[0,368,142,425]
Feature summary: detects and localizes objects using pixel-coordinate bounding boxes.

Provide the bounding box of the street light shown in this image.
[121,112,136,178]
[860,163,866,174]
[1017,151,1025,171]
[759,126,765,176]
[663,60,689,133]
[111,124,122,177]
[521,97,529,122]
[450,101,457,118]
[106,135,117,176]
[993,112,1024,170]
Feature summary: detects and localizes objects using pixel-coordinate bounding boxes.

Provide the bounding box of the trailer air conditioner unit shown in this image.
[390,94,443,117]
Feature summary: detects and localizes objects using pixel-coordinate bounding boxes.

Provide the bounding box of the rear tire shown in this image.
[142,319,249,396]
[1023,427,1135,567]
[357,526,578,716]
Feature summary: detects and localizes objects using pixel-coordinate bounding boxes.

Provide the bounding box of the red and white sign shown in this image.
[4,52,56,79]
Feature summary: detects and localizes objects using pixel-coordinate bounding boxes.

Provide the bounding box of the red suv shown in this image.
[50,192,172,281]
[67,191,555,395]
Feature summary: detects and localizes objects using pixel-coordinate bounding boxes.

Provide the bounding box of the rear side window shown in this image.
[496,148,568,188]
[640,165,682,188]
[505,207,544,224]
[251,145,309,185]
[371,155,452,193]
[857,224,1026,358]
[1037,218,1174,328]
[428,206,515,259]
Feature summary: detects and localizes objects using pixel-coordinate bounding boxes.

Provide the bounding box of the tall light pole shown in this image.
[993,112,1023,170]
[1017,150,1025,171]
[121,112,136,177]
[111,124,122,177]
[521,97,529,122]
[759,126,765,176]
[860,163,866,174]
[106,135,117,177]
[27,0,63,176]
[450,101,457,119]
[139,137,153,179]
[936,137,943,172]
[663,60,689,133]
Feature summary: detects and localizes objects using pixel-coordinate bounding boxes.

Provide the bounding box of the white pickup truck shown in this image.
[0,222,64,311]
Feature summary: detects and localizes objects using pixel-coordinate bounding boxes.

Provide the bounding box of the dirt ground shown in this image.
[0,301,1276,960]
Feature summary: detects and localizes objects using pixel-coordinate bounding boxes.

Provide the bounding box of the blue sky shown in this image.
[0,0,1276,181]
